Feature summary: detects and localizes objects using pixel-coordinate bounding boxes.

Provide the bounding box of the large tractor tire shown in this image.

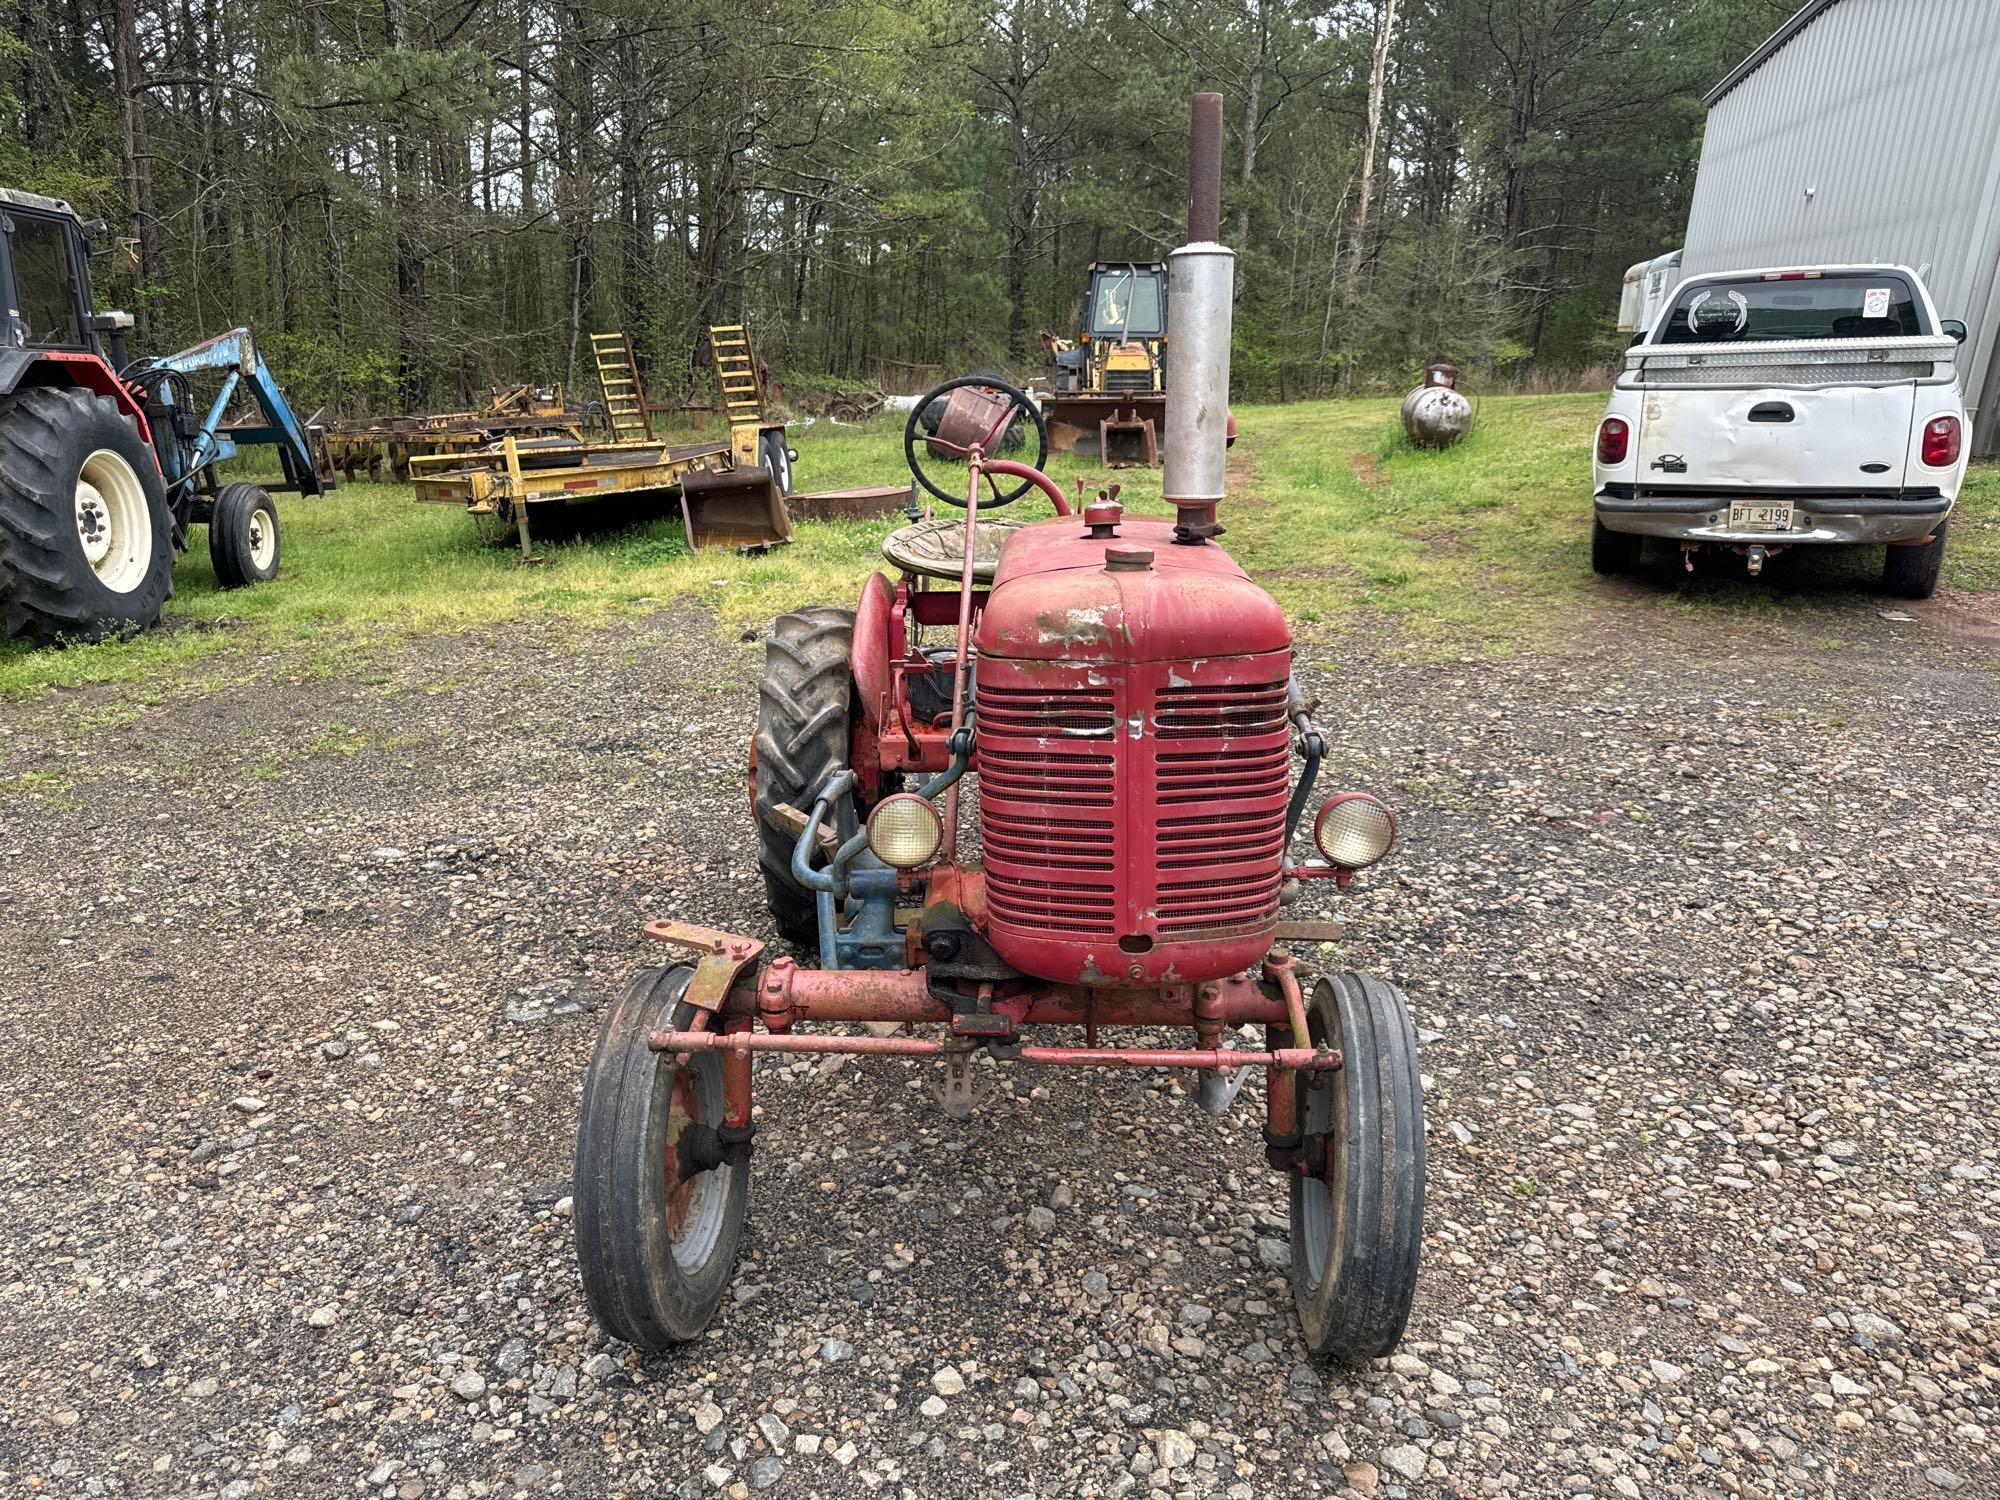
[0,387,174,644]
[208,482,281,589]
[752,606,857,947]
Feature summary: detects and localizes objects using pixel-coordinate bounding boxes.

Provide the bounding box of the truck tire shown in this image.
[208,482,281,588]
[1882,519,1947,600]
[1590,518,1642,575]
[0,387,174,644]
[752,607,857,947]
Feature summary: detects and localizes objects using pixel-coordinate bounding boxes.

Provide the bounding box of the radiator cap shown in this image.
[1105,544,1154,572]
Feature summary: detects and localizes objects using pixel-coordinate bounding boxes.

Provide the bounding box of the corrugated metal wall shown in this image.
[1682,0,2000,453]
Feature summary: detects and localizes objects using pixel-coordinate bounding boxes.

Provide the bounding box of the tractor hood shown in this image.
[974,515,1288,665]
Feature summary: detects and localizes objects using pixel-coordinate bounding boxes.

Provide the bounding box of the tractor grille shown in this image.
[1152,680,1291,934]
[1102,369,1156,395]
[979,687,1118,936]
[978,672,1292,946]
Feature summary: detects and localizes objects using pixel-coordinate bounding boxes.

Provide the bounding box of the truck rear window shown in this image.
[1653,273,1924,344]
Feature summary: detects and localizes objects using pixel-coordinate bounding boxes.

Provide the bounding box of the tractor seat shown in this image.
[881,516,1025,582]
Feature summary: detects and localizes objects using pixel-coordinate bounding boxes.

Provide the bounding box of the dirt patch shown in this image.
[1917,588,2000,655]
[1348,449,1385,488]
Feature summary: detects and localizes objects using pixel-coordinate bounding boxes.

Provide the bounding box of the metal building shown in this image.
[1680,0,2000,454]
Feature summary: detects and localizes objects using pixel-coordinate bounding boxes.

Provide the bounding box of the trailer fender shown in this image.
[0,349,155,448]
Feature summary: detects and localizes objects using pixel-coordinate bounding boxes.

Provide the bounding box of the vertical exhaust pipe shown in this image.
[1164,92,1233,544]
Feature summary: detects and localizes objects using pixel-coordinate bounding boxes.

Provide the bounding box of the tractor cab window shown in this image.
[7,214,87,349]
[1087,267,1165,339]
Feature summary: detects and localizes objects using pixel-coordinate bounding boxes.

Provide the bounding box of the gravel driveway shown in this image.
[1,597,1995,1500]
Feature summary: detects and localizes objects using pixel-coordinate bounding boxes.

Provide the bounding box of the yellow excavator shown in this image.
[1039,260,1168,467]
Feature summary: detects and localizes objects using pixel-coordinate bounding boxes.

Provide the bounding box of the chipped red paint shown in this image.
[968,513,1292,985]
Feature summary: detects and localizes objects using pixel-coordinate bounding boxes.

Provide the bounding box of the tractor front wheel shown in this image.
[574,964,749,1350]
[208,482,281,588]
[753,606,858,946]
[0,387,174,644]
[1289,972,1426,1363]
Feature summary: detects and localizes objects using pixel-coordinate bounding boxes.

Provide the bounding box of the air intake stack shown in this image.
[1163,92,1234,544]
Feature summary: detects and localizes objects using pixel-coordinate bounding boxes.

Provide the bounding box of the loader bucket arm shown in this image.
[150,327,336,496]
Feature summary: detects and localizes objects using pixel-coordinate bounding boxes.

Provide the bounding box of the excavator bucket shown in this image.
[1099,410,1158,467]
[679,463,794,553]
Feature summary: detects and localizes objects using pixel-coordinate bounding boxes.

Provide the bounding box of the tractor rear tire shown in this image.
[0,387,174,644]
[1882,519,1948,600]
[753,606,857,947]
[1289,972,1426,1364]
[574,964,749,1350]
[208,482,281,588]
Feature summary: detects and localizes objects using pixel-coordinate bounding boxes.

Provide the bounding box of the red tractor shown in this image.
[572,97,1426,1364]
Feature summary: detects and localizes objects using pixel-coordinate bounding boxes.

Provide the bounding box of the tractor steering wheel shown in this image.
[904,375,1051,508]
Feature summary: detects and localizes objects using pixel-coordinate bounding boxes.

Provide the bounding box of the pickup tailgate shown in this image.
[1626,337,1956,492]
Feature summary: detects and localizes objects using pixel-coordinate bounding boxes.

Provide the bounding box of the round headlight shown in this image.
[866,793,943,869]
[1314,792,1396,870]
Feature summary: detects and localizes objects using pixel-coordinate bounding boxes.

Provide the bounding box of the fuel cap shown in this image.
[1105,544,1154,572]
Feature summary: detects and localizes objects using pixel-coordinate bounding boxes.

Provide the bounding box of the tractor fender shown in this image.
[0,348,155,448]
[850,571,895,797]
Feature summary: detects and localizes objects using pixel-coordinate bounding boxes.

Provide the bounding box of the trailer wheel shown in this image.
[1590,518,1642,575]
[753,606,858,946]
[1289,972,1425,1364]
[574,964,749,1350]
[758,431,794,497]
[0,387,174,645]
[208,483,281,588]
[1882,519,1948,600]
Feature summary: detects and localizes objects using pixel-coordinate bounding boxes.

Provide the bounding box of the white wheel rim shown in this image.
[247,505,277,569]
[75,449,153,594]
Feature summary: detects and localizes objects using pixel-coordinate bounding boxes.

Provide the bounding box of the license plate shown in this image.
[1727,501,1793,532]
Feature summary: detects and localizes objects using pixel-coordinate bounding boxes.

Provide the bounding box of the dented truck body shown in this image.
[1591,264,1968,593]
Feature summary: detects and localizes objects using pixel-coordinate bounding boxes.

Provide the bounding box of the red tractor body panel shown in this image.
[973,516,1292,986]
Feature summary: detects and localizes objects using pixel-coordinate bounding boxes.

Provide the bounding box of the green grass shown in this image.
[2,396,1994,700]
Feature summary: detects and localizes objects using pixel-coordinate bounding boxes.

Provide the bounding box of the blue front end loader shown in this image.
[0,187,334,644]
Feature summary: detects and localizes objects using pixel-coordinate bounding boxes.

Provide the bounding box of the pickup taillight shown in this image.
[1921,415,1961,468]
[1596,417,1630,466]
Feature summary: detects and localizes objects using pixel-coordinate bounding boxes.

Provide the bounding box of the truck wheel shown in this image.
[1290,972,1426,1364]
[1882,519,1948,600]
[753,606,856,946]
[0,387,174,644]
[574,964,749,1350]
[1591,518,1642,575]
[208,482,281,588]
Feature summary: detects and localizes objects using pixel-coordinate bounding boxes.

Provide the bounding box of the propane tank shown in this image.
[1400,361,1472,449]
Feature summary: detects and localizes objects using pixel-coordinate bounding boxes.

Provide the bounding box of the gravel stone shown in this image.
[4,608,1996,1499]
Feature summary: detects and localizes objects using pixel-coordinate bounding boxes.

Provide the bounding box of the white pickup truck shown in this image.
[1591,265,1969,598]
